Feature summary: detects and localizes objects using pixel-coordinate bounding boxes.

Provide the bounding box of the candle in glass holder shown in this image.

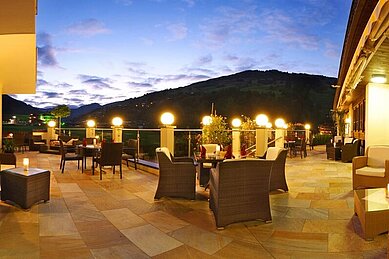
[23,158,29,171]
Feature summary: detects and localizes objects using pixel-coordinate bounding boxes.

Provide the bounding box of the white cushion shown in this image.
[266,147,282,160]
[334,136,342,144]
[202,144,220,157]
[203,162,213,168]
[367,146,389,168]
[65,138,78,145]
[344,137,353,144]
[156,147,172,161]
[356,166,385,177]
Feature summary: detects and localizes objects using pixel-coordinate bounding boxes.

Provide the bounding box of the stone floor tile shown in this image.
[102,207,147,230]
[121,224,183,256]
[39,213,79,236]
[90,244,149,259]
[140,210,189,233]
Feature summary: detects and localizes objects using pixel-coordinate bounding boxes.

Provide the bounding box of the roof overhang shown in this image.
[0,0,37,94]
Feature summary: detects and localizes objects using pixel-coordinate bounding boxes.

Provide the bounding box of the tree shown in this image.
[51,105,71,132]
[202,115,229,146]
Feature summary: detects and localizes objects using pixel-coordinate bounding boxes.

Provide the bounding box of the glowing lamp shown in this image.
[112,117,123,126]
[345,117,351,124]
[371,74,387,84]
[202,115,212,126]
[23,158,29,171]
[47,120,56,128]
[160,112,175,125]
[87,120,96,128]
[255,114,268,127]
[304,124,311,130]
[275,118,285,129]
[266,122,272,128]
[231,118,242,128]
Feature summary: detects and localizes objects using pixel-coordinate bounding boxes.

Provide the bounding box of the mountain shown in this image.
[2,95,40,119]
[79,70,337,128]
[67,103,101,121]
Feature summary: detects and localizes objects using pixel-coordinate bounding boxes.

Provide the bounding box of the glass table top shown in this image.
[355,188,389,212]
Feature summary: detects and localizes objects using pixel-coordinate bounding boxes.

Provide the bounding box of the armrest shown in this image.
[352,156,367,171]
[385,160,389,176]
[172,157,194,163]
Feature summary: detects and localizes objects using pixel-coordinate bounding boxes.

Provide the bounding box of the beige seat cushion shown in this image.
[203,162,213,168]
[156,147,171,161]
[344,137,353,144]
[367,146,389,168]
[355,167,385,177]
[266,147,282,160]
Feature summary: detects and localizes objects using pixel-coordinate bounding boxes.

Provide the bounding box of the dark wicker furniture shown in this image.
[59,140,83,173]
[93,142,123,180]
[209,159,273,228]
[1,167,50,209]
[265,148,288,192]
[155,147,196,200]
[341,139,361,162]
[122,139,138,169]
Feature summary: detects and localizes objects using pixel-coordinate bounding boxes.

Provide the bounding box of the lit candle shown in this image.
[23,158,29,171]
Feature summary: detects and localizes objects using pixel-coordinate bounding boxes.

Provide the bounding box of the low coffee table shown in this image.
[354,188,389,240]
[1,167,50,209]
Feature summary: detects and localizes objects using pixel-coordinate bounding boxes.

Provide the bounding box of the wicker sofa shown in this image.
[264,147,289,192]
[209,159,273,228]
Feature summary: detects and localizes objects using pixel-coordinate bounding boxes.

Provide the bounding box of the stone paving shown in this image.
[0,146,387,258]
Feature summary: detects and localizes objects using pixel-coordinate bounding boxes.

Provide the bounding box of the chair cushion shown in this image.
[203,162,213,168]
[344,137,353,144]
[367,146,389,168]
[202,144,220,157]
[156,147,172,161]
[65,138,78,145]
[355,166,385,177]
[266,147,282,160]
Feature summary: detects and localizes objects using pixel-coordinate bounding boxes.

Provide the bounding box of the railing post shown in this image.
[188,131,191,157]
[137,130,140,158]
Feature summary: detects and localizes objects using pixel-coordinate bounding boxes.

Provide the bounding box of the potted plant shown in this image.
[3,138,15,153]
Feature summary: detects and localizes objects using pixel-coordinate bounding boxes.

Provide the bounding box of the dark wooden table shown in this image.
[196,157,224,187]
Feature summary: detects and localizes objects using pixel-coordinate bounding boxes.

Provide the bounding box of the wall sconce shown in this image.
[160,112,175,126]
[371,74,387,84]
[255,114,268,127]
[202,115,212,126]
[112,117,123,127]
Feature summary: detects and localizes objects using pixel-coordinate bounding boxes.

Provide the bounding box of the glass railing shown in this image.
[51,127,311,164]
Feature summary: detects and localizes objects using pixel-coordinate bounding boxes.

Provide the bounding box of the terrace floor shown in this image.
[0,146,387,258]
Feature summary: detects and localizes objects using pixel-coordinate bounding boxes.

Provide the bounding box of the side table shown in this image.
[1,167,50,209]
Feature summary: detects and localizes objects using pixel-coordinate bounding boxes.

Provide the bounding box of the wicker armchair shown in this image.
[122,139,138,169]
[341,139,361,162]
[209,159,273,228]
[59,140,83,174]
[93,142,123,180]
[155,147,196,200]
[265,147,288,192]
[352,145,389,189]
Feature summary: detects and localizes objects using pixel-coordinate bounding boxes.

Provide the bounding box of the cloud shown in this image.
[259,9,319,50]
[37,79,49,86]
[324,41,340,58]
[140,37,154,46]
[37,32,58,67]
[78,74,118,90]
[182,0,195,7]
[166,23,188,41]
[69,90,88,95]
[128,82,153,88]
[43,92,63,98]
[195,54,213,66]
[66,19,109,37]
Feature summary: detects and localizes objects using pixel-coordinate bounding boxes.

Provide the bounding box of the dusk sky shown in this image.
[15,0,352,108]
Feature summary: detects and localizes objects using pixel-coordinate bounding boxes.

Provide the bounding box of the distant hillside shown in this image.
[81,70,337,129]
[2,95,40,119]
[67,103,101,121]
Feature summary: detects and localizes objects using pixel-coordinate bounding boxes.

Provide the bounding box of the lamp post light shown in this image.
[160,112,176,155]
[47,120,56,143]
[275,118,286,148]
[111,117,123,143]
[231,118,241,158]
[86,119,96,138]
[255,114,268,157]
[202,115,212,126]
[304,123,311,146]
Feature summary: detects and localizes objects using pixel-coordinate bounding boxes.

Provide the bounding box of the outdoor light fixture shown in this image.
[87,120,96,128]
[255,114,268,127]
[202,115,212,126]
[47,120,56,128]
[371,74,387,84]
[304,124,311,130]
[266,122,272,128]
[112,117,123,126]
[275,118,285,128]
[345,117,351,124]
[231,118,242,128]
[160,112,175,125]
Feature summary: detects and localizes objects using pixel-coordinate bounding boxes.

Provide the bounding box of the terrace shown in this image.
[0,145,387,258]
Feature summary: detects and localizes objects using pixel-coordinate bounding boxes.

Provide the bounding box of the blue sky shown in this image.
[15,0,352,108]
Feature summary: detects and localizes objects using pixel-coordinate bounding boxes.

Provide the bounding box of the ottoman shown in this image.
[1,167,50,209]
